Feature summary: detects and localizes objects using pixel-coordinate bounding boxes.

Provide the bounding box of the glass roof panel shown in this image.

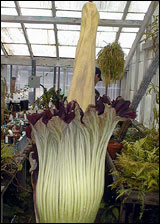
[4,44,30,56]
[1,28,26,43]
[99,12,123,20]
[96,48,102,59]
[1,50,4,55]
[27,29,55,44]
[118,33,137,48]
[58,31,80,46]
[24,23,54,29]
[96,1,127,12]
[57,25,81,31]
[96,32,116,48]
[55,1,127,12]
[56,11,81,18]
[19,1,51,9]
[55,2,88,10]
[31,45,56,57]
[128,1,151,13]
[1,7,18,15]
[1,22,21,28]
[97,26,119,32]
[122,48,130,58]
[126,13,145,20]
[1,1,15,7]
[59,46,76,58]
[21,8,52,16]
[122,27,139,32]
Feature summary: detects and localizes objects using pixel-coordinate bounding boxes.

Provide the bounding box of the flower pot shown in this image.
[107,140,123,160]
[20,100,29,111]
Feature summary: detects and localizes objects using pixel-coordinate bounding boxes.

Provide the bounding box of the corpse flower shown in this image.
[26,2,136,223]
[27,96,136,223]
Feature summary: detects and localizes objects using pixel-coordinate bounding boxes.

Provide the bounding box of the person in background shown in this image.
[95,67,102,98]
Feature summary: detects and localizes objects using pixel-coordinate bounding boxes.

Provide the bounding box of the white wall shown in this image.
[121,7,159,128]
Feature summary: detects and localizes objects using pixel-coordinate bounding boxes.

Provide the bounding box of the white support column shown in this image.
[1,65,8,79]
[134,44,140,93]
[139,48,149,124]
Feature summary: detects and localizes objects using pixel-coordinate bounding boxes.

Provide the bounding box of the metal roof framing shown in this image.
[115,1,131,42]
[14,1,33,59]
[1,1,159,67]
[124,1,159,70]
[52,1,59,59]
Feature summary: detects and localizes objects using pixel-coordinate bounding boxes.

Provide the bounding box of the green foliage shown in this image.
[109,131,159,219]
[36,87,67,109]
[146,82,159,129]
[1,142,23,181]
[97,42,125,86]
[3,164,35,223]
[96,200,120,223]
[143,15,159,53]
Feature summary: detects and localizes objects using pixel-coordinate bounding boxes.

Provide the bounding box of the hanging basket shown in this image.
[97,42,125,86]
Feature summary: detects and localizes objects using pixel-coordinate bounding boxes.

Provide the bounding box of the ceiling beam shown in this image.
[1,56,74,67]
[115,1,131,42]
[52,2,59,59]
[14,1,33,59]
[1,42,8,57]
[1,15,142,28]
[124,1,159,70]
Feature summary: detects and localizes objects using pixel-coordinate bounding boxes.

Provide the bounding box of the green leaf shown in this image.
[112,207,119,220]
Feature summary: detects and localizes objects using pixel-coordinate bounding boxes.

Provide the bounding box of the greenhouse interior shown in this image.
[1,1,159,223]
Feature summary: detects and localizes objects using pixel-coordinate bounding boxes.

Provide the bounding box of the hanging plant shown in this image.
[97,42,125,86]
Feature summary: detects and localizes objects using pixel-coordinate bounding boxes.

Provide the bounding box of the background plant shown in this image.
[97,42,125,86]
[146,82,159,130]
[109,136,159,219]
[36,87,67,110]
[143,15,159,53]
[1,142,23,181]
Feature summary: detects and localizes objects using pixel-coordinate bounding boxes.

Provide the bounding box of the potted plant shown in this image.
[109,129,159,220]
[97,42,125,87]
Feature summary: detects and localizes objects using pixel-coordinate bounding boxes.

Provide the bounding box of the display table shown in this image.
[106,151,159,223]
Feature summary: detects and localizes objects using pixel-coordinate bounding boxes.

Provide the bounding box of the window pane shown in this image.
[1,22,21,28]
[1,8,18,15]
[56,11,81,18]
[128,1,151,13]
[122,48,130,58]
[126,13,145,20]
[119,33,137,48]
[96,1,127,12]
[122,28,139,32]
[19,1,51,9]
[24,23,54,29]
[58,31,79,46]
[31,45,56,57]
[57,25,81,31]
[1,28,26,43]
[96,32,116,47]
[96,48,103,59]
[21,8,52,16]
[55,1,87,10]
[27,29,55,44]
[1,1,15,7]
[59,46,76,58]
[100,12,123,20]
[97,26,119,32]
[4,44,30,56]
